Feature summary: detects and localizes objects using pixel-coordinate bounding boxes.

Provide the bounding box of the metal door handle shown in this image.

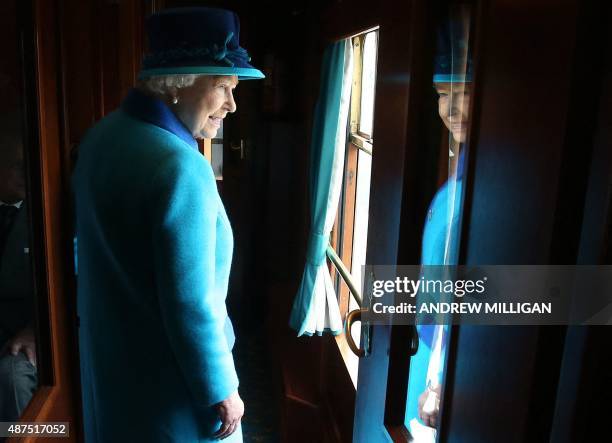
[345,308,368,357]
[409,325,419,356]
[230,139,244,159]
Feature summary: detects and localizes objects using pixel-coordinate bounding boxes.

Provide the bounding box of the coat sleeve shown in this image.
[150,149,238,407]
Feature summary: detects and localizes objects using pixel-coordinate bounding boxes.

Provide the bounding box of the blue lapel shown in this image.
[120,88,199,150]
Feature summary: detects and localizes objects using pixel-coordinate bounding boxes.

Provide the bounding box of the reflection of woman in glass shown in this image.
[407,14,472,439]
[415,79,470,429]
[434,81,470,174]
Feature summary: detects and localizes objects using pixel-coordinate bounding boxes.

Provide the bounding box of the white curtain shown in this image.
[289,40,354,336]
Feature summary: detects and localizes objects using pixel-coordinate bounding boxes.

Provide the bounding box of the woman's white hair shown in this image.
[139,74,200,96]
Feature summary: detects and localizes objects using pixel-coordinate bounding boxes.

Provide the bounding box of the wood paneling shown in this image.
[59,0,98,147]
[61,0,146,153]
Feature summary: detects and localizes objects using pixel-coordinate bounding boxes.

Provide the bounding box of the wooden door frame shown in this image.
[353,0,435,440]
[10,1,81,441]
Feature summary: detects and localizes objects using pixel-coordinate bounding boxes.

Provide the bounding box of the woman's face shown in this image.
[434,82,471,144]
[175,75,238,139]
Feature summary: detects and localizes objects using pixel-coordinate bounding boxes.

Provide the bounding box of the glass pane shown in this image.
[0,0,41,421]
[404,4,474,441]
[212,143,223,180]
[359,31,378,138]
[346,293,361,386]
[345,149,373,387]
[216,119,224,139]
[351,149,372,292]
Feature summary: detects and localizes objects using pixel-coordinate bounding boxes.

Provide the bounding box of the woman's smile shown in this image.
[451,122,466,132]
[209,116,223,128]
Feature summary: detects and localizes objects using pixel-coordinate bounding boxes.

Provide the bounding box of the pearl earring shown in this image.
[172,96,179,104]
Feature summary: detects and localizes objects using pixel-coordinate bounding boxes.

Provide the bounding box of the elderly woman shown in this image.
[72,8,263,442]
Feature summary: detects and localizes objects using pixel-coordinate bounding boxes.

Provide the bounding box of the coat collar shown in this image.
[457,148,466,179]
[120,88,198,150]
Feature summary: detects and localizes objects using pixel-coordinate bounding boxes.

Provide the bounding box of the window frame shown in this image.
[330,31,378,317]
[328,29,379,385]
[200,132,224,181]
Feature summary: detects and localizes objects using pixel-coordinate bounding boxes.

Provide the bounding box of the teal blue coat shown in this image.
[406,153,465,431]
[73,89,240,442]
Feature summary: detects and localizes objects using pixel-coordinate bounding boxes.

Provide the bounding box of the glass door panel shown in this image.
[0,0,52,423]
[405,3,474,441]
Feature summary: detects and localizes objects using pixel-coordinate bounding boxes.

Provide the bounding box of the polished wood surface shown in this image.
[10,1,80,441]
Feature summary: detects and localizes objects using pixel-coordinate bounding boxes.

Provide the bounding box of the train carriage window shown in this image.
[211,141,224,180]
[202,120,224,180]
[329,29,378,385]
[212,120,224,180]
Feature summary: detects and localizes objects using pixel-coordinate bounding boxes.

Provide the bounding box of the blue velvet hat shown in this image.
[433,15,473,83]
[139,7,265,80]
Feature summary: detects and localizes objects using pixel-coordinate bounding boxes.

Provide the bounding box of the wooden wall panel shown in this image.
[59,0,98,149]
[99,3,122,115]
[118,0,144,100]
[62,0,147,153]
[0,0,23,110]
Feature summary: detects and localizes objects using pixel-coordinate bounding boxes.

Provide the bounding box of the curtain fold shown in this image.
[289,39,353,336]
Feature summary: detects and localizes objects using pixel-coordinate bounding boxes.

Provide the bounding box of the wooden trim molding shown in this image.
[9,1,81,441]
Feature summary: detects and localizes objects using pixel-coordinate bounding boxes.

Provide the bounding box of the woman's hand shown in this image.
[8,326,37,366]
[418,384,441,428]
[213,390,244,439]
